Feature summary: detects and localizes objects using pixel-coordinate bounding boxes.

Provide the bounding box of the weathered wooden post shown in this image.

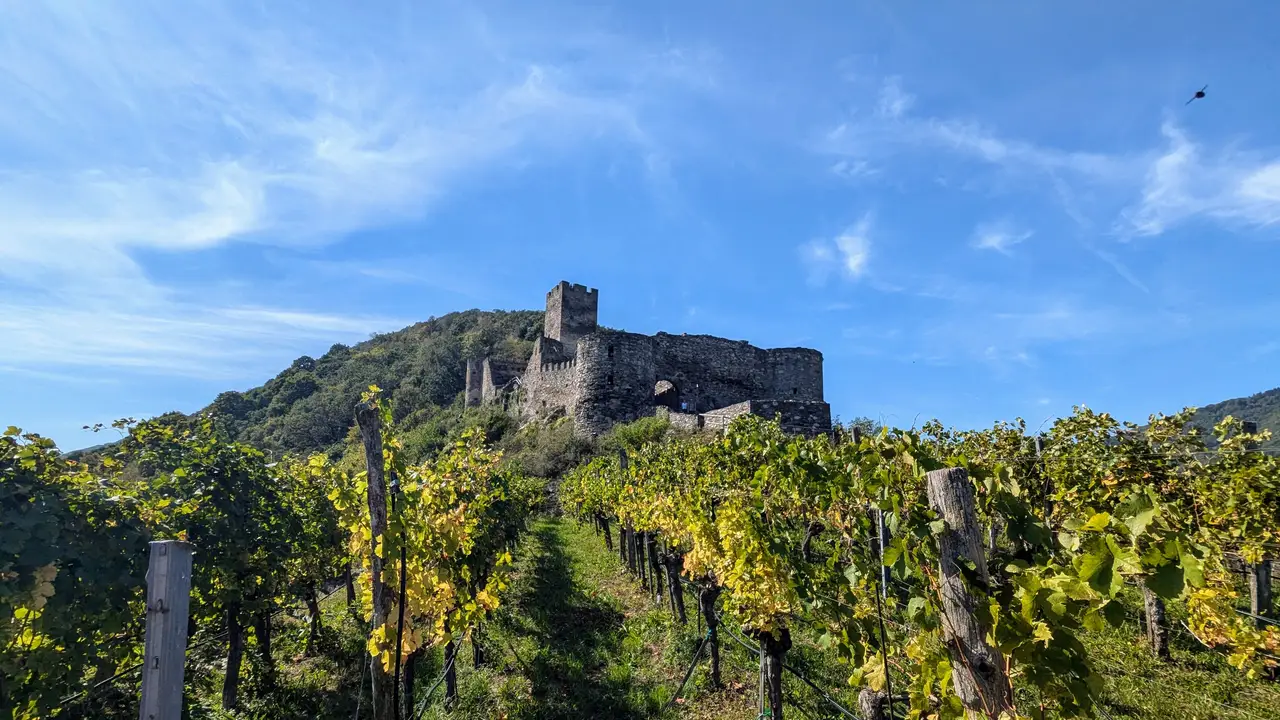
[1140,586,1170,658]
[617,523,626,563]
[925,467,1012,719]
[1240,421,1274,627]
[356,402,396,720]
[137,540,194,720]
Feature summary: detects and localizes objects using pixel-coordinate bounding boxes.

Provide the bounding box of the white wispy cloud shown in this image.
[0,301,403,378]
[0,1,713,376]
[876,76,914,119]
[1117,122,1280,237]
[821,85,1135,187]
[801,214,873,285]
[820,75,1280,254]
[971,219,1033,254]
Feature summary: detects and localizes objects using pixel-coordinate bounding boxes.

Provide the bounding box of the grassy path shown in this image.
[422,515,729,720]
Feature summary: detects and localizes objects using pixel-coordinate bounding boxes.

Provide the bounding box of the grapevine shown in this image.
[562,407,1280,719]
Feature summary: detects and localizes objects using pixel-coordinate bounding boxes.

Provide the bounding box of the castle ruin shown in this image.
[465,281,832,437]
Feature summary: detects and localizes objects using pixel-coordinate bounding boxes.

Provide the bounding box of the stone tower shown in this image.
[544,281,598,355]
[464,358,484,407]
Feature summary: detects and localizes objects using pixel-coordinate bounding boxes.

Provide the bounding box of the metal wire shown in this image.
[409,645,458,720]
[662,628,714,710]
[714,611,863,720]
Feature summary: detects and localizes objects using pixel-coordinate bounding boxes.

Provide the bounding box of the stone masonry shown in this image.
[464,281,832,437]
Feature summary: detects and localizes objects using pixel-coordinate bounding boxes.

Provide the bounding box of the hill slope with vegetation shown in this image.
[1188,386,1280,451]
[203,308,543,458]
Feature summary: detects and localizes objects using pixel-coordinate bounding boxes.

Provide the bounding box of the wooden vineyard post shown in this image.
[1141,585,1170,658]
[1240,421,1274,627]
[698,584,722,688]
[356,402,396,720]
[1250,562,1274,628]
[925,467,1012,719]
[137,540,194,720]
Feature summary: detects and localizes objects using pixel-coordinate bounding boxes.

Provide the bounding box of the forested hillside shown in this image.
[1189,386,1280,451]
[203,308,543,458]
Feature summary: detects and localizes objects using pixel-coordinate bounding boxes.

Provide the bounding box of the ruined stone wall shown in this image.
[749,400,832,437]
[574,330,656,436]
[481,358,524,405]
[544,281,598,355]
[528,336,569,371]
[651,333,769,413]
[473,281,829,438]
[519,358,579,422]
[464,359,484,407]
[764,348,824,401]
[656,407,702,432]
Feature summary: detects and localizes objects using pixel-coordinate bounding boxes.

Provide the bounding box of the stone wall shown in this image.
[574,330,657,436]
[764,348,824,401]
[700,401,754,431]
[464,358,483,407]
[481,358,524,405]
[651,333,767,413]
[656,407,702,432]
[750,400,832,437]
[518,358,579,422]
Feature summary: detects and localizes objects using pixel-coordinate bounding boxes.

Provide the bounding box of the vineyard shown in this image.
[4,394,1280,719]
[562,407,1280,719]
[1,387,543,720]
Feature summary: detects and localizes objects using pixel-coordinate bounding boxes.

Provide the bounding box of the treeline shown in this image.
[562,407,1280,719]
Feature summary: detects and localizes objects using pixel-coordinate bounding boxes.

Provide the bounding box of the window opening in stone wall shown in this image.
[792,387,797,396]
[607,345,614,358]
[608,374,614,386]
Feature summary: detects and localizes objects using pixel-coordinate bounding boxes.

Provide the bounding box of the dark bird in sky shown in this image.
[1186,85,1208,105]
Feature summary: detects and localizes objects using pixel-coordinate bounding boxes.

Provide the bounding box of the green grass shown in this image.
[419,516,711,720]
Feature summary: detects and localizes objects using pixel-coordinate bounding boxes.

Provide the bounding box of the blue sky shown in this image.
[3,1,1280,449]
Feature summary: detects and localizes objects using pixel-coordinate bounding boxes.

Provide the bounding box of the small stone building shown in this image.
[465,281,832,437]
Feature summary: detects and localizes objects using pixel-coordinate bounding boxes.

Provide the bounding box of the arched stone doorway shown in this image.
[654,380,681,411]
